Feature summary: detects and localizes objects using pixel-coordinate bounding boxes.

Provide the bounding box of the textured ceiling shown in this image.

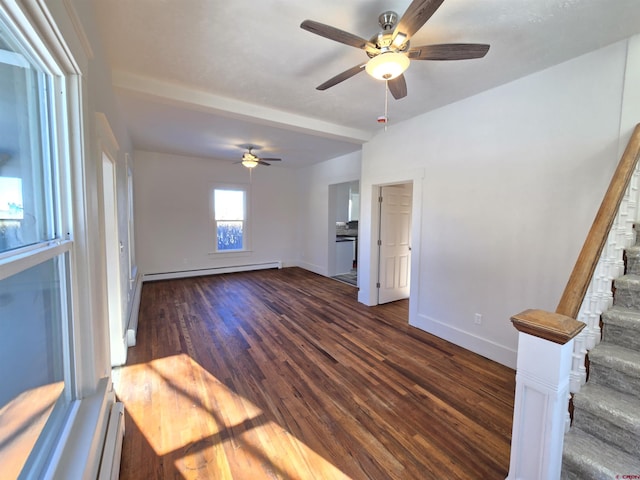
[94,0,640,168]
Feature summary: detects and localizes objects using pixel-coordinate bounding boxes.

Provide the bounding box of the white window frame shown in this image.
[0,3,88,478]
[211,184,251,254]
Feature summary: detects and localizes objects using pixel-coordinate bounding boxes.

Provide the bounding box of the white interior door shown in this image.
[378,184,412,304]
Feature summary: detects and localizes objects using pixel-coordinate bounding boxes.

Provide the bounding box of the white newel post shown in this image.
[507,309,586,480]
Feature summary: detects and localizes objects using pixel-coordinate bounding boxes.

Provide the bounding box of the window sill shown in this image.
[208,250,253,257]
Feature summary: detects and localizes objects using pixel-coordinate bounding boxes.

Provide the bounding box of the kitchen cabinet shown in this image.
[336,238,355,274]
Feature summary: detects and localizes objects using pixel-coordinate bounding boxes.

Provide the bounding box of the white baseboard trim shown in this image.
[297,261,327,277]
[412,313,517,369]
[143,261,282,282]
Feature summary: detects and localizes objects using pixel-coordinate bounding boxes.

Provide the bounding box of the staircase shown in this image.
[561,227,640,479]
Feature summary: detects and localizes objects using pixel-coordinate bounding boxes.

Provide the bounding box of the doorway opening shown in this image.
[329,180,359,286]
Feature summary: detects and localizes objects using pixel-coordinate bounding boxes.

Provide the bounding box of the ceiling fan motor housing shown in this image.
[368,11,409,58]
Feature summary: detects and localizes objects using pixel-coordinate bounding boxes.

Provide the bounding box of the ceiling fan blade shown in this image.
[301,20,378,54]
[259,158,281,162]
[316,63,366,90]
[257,160,272,166]
[393,0,445,39]
[408,43,490,60]
[388,75,407,100]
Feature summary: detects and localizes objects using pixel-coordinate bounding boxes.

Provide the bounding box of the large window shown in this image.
[0,17,74,479]
[212,186,249,252]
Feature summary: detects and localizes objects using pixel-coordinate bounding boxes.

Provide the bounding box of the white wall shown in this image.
[76,1,137,368]
[358,39,638,368]
[296,151,361,276]
[135,151,299,275]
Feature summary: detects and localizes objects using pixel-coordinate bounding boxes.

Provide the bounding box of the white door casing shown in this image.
[96,113,126,366]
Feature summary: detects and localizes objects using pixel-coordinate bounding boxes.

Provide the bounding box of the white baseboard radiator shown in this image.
[126,272,143,347]
[143,261,282,282]
[98,402,125,480]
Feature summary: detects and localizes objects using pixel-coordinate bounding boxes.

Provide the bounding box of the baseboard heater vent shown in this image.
[143,261,282,282]
[98,402,125,480]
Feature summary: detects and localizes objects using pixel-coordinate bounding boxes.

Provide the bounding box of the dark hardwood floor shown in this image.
[113,267,515,479]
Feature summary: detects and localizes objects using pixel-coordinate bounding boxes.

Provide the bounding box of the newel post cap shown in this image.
[511,309,585,345]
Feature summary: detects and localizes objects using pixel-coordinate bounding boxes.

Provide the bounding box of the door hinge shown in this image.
[376,282,381,288]
[377,239,382,246]
[378,196,383,203]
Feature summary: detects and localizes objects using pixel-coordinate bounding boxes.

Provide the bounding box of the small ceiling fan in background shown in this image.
[236,146,282,169]
[300,0,490,100]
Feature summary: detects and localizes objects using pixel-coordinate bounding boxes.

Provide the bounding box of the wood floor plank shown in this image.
[114,267,515,479]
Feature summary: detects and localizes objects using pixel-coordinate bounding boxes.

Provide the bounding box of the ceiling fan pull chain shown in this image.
[384,79,389,131]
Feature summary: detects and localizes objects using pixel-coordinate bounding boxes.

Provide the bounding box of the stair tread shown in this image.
[589,343,640,375]
[574,382,640,431]
[563,428,640,475]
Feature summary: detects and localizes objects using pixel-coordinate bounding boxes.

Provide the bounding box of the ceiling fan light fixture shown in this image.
[242,159,258,168]
[242,152,259,168]
[242,160,258,168]
[365,52,409,80]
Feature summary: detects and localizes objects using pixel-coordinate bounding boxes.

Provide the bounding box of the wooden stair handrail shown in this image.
[556,124,640,318]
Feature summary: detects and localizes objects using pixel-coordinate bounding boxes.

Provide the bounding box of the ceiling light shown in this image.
[242,158,258,168]
[241,152,259,168]
[365,52,410,80]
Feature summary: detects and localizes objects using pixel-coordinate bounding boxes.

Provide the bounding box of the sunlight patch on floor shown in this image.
[117,353,352,479]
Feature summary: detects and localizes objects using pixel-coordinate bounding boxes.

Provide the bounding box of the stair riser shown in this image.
[571,412,640,457]
[560,463,594,480]
[560,462,586,480]
[590,363,640,397]
[625,253,640,275]
[612,284,640,309]
[603,324,640,350]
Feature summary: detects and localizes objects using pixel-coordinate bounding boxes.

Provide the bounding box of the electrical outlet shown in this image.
[474,313,482,325]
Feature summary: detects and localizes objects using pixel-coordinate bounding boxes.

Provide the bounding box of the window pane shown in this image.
[214,189,244,220]
[0,255,68,478]
[0,34,56,253]
[217,221,243,250]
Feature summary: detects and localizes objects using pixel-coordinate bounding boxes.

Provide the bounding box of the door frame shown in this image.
[358,168,424,325]
[95,113,127,366]
[101,151,125,366]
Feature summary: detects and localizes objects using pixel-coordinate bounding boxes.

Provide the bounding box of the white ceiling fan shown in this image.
[300,0,490,100]
[236,146,282,169]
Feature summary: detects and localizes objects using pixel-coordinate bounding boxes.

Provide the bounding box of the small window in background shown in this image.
[213,188,247,251]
